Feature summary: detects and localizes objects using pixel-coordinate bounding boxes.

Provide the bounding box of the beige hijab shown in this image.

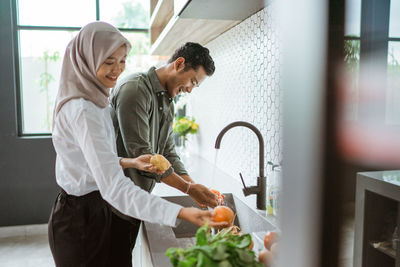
[53,21,131,116]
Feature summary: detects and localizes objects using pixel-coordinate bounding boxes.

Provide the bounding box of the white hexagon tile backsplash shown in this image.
[186,4,282,187]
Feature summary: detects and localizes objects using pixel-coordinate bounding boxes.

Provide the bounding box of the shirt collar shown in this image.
[148,66,173,103]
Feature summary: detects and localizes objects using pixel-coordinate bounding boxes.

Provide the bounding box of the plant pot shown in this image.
[176,135,190,161]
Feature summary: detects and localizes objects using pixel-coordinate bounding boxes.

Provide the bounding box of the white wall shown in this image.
[186,4,282,188]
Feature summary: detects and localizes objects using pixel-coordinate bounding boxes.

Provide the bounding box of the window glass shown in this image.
[16,1,160,135]
[389,0,400,37]
[100,0,149,28]
[344,40,360,71]
[18,0,95,27]
[386,41,400,124]
[119,31,168,79]
[19,30,78,133]
[19,30,166,134]
[345,0,361,37]
[343,39,360,121]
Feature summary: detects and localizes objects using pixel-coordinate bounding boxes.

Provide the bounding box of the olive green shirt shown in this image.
[110,67,188,193]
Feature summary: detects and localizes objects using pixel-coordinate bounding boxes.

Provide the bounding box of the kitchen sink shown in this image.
[143,193,277,266]
[169,194,240,238]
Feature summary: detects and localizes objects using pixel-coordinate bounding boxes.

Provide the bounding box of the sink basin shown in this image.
[169,194,240,238]
[143,193,277,266]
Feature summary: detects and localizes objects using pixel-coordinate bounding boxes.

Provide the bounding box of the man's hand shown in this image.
[188,183,218,208]
[160,173,218,207]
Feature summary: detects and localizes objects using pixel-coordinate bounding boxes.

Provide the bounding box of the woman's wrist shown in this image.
[119,158,126,169]
[177,208,184,219]
[119,158,136,169]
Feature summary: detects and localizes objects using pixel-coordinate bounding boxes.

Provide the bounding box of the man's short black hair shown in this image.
[168,42,215,76]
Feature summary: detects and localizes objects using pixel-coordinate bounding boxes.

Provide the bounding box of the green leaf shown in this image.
[173,116,199,137]
[166,248,181,266]
[177,256,197,267]
[189,128,198,134]
[196,245,214,258]
[167,225,261,267]
[196,251,218,267]
[211,243,229,261]
[234,248,255,264]
[218,260,233,267]
[235,234,252,249]
[195,225,209,246]
[176,123,191,133]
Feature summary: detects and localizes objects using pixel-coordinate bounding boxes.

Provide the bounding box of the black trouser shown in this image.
[48,190,141,267]
[109,212,141,267]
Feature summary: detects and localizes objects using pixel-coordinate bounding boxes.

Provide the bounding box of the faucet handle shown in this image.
[240,173,259,197]
[239,173,247,189]
[267,161,280,170]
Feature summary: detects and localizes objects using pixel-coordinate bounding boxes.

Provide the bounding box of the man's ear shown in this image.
[174,57,186,72]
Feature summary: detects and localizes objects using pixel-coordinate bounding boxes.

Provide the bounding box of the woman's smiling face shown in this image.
[96,45,127,88]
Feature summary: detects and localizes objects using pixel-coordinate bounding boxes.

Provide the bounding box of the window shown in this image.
[15,0,165,135]
[343,0,400,124]
[386,0,400,124]
[339,0,400,164]
[345,0,361,37]
[386,41,400,124]
[343,0,361,121]
[389,0,400,38]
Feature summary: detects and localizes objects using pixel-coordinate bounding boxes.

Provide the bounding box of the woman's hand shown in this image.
[134,154,165,174]
[177,207,228,228]
[120,155,164,174]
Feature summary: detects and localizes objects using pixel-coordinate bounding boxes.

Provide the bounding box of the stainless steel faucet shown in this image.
[215,121,266,210]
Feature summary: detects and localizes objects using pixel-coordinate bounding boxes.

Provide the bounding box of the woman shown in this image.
[48,21,223,267]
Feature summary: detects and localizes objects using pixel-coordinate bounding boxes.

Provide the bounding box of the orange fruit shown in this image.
[258,249,274,267]
[264,231,279,250]
[213,206,235,224]
[210,189,226,205]
[249,240,254,250]
[210,189,220,195]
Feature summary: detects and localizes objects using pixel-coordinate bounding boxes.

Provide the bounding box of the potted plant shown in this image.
[173,116,199,154]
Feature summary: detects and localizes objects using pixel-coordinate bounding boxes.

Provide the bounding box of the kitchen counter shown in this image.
[132,154,279,266]
[353,171,400,267]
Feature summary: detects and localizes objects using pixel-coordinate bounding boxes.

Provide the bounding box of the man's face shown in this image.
[166,58,207,98]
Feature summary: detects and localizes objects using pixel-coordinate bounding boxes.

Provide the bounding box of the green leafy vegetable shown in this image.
[166,225,263,267]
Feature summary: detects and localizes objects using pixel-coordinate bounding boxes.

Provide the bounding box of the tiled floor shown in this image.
[339,216,355,267]
[0,224,148,267]
[0,234,54,267]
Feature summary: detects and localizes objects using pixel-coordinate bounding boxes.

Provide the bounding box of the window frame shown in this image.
[12,0,148,137]
[344,0,395,64]
[344,0,400,123]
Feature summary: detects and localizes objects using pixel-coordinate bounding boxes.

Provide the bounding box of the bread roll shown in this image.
[150,154,171,172]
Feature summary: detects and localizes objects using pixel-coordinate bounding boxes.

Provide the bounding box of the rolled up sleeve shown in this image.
[164,126,188,176]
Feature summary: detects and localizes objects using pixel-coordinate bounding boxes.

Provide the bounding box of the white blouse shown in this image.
[52,98,181,227]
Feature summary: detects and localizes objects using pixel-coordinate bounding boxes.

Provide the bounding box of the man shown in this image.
[109,42,218,265]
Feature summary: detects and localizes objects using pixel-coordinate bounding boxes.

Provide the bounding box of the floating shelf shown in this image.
[150,16,239,56]
[149,0,267,56]
[149,0,174,45]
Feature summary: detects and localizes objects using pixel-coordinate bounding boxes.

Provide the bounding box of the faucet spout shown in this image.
[215,121,266,210]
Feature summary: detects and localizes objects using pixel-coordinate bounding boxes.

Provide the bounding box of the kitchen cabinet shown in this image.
[354,171,400,267]
[149,0,267,55]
